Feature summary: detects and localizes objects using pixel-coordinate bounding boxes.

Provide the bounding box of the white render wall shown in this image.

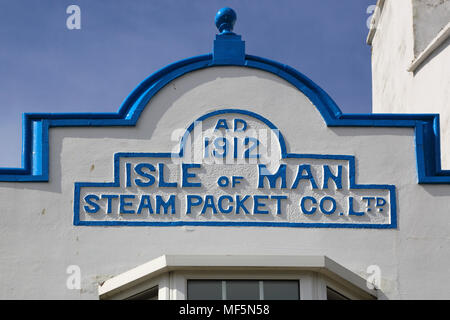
[0,67,449,299]
[371,0,450,168]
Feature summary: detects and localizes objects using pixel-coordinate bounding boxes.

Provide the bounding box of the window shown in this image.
[126,285,158,300]
[187,280,300,300]
[326,286,350,300]
[187,280,223,300]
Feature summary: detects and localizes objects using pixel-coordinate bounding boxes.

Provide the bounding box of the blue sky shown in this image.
[0,0,376,166]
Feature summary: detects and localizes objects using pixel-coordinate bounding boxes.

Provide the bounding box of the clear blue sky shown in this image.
[0,0,376,166]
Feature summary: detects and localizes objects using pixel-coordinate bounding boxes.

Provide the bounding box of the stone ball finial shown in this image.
[215,7,237,34]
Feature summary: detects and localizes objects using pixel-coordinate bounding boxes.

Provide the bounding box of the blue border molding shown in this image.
[0,24,449,183]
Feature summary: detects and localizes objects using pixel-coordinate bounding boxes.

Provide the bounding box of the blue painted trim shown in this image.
[74,109,397,228]
[1,53,449,184]
[179,109,287,157]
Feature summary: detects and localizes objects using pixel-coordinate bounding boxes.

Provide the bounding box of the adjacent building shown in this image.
[0,5,449,300]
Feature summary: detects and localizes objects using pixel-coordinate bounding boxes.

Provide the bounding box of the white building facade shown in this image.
[0,6,449,300]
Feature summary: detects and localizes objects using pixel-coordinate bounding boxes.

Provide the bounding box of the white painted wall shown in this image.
[0,67,449,299]
[370,0,450,168]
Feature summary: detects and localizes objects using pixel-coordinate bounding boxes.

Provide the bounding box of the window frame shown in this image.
[323,274,368,300]
[186,278,301,300]
[102,275,166,300]
[98,255,377,300]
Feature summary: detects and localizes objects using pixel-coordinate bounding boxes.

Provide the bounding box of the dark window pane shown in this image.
[226,280,259,300]
[327,287,350,300]
[263,280,299,300]
[188,280,222,300]
[127,286,158,300]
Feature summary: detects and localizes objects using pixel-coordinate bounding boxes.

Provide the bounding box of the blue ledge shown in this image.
[1,53,449,183]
